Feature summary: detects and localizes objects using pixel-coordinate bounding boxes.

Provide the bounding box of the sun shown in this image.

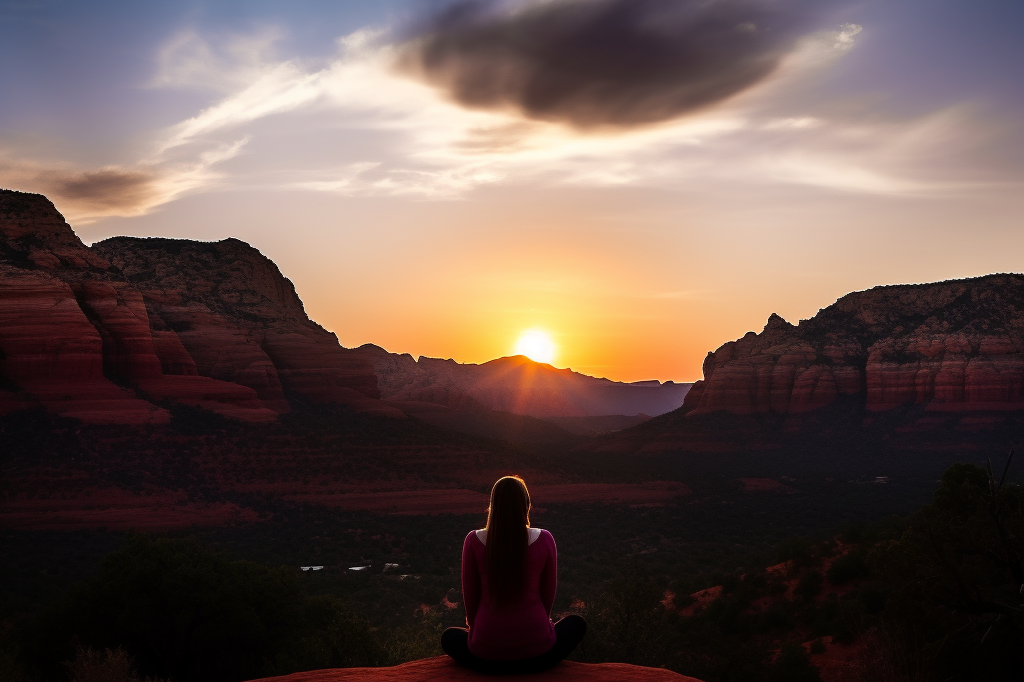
[514,329,557,365]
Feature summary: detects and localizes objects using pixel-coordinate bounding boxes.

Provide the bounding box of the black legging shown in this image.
[441,615,587,675]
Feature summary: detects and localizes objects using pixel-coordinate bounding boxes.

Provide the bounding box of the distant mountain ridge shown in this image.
[359,344,691,418]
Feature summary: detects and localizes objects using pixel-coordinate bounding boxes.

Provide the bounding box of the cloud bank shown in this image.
[3,8,1015,223]
[399,0,830,128]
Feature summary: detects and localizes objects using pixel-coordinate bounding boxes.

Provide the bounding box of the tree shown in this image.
[878,456,1024,681]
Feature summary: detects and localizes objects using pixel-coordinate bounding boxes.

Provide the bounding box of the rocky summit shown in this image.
[94,236,388,416]
[0,189,387,424]
[683,275,1024,416]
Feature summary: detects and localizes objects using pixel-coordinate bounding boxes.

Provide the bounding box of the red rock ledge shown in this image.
[249,656,700,682]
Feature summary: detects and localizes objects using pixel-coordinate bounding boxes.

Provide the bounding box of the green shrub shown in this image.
[27,536,379,682]
[777,538,815,567]
[874,462,1024,681]
[64,644,168,682]
[577,562,668,667]
[769,643,822,682]
[795,571,823,603]
[826,551,869,586]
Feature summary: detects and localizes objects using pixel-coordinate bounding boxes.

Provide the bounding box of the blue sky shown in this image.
[1,0,1021,381]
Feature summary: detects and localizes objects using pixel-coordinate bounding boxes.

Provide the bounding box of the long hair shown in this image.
[484,475,531,607]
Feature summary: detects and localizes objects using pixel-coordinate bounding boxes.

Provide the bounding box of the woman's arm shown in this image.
[461,532,480,628]
[540,531,557,616]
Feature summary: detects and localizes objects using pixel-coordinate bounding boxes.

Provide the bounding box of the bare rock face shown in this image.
[357,344,691,418]
[93,237,383,413]
[684,276,1024,416]
[0,266,168,424]
[247,656,701,682]
[0,189,386,423]
[0,190,170,423]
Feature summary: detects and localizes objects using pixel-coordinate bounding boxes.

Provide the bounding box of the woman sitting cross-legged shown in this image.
[441,475,587,674]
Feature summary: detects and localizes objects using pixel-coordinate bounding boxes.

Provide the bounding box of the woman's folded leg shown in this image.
[444,617,587,675]
[441,627,503,674]
[510,615,588,674]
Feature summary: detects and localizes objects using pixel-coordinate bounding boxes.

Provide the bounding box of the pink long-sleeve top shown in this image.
[461,528,558,660]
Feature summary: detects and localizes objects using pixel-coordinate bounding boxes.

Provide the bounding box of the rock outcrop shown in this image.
[683,275,1024,416]
[248,656,700,682]
[0,189,389,423]
[358,345,691,418]
[93,237,386,415]
[0,265,168,424]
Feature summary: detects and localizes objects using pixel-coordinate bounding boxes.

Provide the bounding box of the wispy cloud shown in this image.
[0,138,248,223]
[158,62,325,153]
[150,27,286,92]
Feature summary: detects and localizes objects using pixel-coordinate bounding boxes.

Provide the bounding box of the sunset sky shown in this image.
[1,0,1021,382]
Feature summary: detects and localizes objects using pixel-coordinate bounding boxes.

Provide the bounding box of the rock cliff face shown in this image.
[358,345,691,418]
[94,237,382,413]
[684,275,1024,416]
[0,189,386,423]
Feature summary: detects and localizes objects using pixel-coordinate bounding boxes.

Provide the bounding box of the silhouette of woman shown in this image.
[441,475,587,673]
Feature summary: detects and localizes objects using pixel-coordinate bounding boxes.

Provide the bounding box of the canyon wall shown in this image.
[683,276,1024,416]
[94,237,383,412]
[0,189,387,423]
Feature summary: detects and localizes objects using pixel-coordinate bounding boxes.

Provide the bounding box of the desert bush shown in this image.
[26,536,379,682]
[64,644,170,682]
[795,570,823,602]
[874,461,1024,681]
[377,612,443,666]
[768,643,822,682]
[827,551,869,586]
[770,643,823,679]
[577,561,669,667]
[777,537,816,567]
[0,622,30,682]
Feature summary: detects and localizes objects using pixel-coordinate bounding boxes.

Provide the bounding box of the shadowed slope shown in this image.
[93,236,386,414]
[361,345,690,419]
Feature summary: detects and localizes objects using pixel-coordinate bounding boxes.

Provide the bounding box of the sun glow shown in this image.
[514,329,557,365]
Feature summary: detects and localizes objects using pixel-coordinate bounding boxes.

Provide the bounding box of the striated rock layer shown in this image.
[0,189,388,423]
[684,275,1024,416]
[248,656,700,682]
[93,236,389,416]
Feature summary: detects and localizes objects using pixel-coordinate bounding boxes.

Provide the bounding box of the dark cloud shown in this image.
[43,168,161,213]
[400,0,831,129]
